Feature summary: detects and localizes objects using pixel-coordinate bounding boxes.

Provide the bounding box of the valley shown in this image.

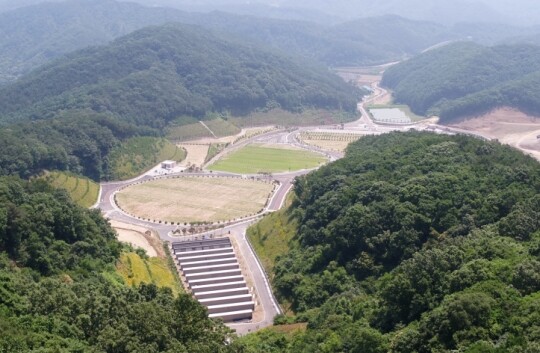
[93,65,540,337]
[1,1,539,351]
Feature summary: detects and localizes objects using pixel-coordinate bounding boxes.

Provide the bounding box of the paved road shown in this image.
[96,129,330,334]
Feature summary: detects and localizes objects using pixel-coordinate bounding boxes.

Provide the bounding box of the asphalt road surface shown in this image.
[96,86,470,334]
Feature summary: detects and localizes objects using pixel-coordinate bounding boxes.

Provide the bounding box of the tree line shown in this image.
[0,176,237,352]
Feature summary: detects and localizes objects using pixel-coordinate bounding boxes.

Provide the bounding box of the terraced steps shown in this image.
[173,237,254,322]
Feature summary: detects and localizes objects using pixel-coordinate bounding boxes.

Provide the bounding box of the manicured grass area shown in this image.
[209,144,326,174]
[108,137,186,180]
[116,252,182,295]
[46,171,99,208]
[116,177,274,223]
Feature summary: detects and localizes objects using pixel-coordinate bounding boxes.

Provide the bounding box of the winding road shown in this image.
[96,129,330,334]
[96,72,507,334]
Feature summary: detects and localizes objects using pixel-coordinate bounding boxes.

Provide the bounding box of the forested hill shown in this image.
[0,177,236,351]
[0,23,359,128]
[0,0,195,84]
[241,132,540,352]
[0,0,453,83]
[381,41,540,122]
[4,0,540,85]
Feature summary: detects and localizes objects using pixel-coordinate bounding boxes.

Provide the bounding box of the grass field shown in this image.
[116,252,182,295]
[166,122,212,142]
[166,117,241,141]
[116,177,274,223]
[209,144,326,174]
[204,118,241,137]
[46,171,99,208]
[230,109,357,128]
[108,137,186,180]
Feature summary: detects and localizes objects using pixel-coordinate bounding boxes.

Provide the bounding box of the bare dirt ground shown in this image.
[370,83,393,105]
[116,177,274,224]
[110,220,159,257]
[449,108,540,160]
[178,144,209,168]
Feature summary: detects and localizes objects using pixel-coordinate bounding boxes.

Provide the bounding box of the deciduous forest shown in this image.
[382,42,540,122]
[239,132,540,352]
[0,177,236,352]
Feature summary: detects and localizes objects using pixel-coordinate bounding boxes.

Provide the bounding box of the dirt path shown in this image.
[110,220,160,257]
[178,144,209,168]
[449,108,540,161]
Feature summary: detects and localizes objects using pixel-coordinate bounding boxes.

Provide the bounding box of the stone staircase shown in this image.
[172,237,254,322]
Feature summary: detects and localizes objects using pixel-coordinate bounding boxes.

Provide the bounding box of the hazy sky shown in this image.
[124,0,540,25]
[0,0,539,26]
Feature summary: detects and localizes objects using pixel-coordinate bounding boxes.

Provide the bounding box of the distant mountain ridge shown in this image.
[381,41,540,122]
[0,23,360,127]
[2,0,539,84]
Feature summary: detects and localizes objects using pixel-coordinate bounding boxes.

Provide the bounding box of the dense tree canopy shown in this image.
[0,23,360,128]
[3,0,540,84]
[0,111,156,180]
[381,42,540,122]
[237,132,540,352]
[0,177,236,352]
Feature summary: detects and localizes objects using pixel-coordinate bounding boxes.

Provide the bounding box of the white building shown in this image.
[161,160,176,170]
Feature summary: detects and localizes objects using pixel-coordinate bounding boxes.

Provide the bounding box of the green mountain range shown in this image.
[381,42,540,122]
[3,0,539,85]
[0,23,359,128]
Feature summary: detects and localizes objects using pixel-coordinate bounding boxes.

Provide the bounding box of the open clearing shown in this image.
[229,109,356,127]
[116,177,274,223]
[449,107,540,160]
[368,104,426,123]
[177,144,209,168]
[209,144,326,174]
[110,220,158,257]
[299,131,365,152]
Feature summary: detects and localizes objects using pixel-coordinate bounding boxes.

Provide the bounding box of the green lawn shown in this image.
[209,144,326,174]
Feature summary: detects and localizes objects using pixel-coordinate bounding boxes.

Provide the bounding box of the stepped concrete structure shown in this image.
[173,237,254,322]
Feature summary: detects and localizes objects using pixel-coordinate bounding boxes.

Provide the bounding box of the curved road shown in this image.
[97,130,331,334]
